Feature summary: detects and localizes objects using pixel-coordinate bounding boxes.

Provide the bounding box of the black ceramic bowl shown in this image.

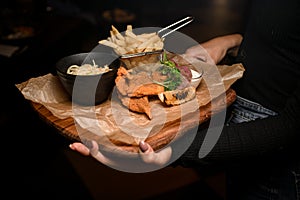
[56,52,121,106]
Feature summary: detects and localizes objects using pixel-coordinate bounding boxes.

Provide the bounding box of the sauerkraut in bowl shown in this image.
[66,60,112,76]
[55,52,122,106]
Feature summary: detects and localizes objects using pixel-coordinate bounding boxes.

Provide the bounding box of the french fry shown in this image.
[115,47,127,55]
[111,25,125,41]
[138,33,157,39]
[109,31,117,43]
[114,38,126,47]
[98,25,164,58]
[144,47,155,52]
[138,36,160,49]
[125,30,137,39]
[98,39,119,49]
[111,25,120,35]
[116,33,125,41]
[125,37,138,46]
[126,25,132,31]
[125,46,135,53]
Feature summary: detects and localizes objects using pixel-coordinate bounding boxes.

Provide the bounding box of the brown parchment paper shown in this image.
[16,62,245,151]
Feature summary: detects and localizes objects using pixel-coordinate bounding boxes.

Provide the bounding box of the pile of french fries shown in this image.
[98,25,164,55]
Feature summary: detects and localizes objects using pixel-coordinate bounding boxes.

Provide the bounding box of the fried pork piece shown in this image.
[115,66,164,97]
[115,66,164,119]
[115,66,129,96]
[126,71,154,96]
[116,66,128,79]
[129,83,164,97]
[119,95,152,119]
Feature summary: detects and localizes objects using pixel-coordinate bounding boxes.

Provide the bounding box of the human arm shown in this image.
[184,33,243,64]
[135,83,300,167]
[177,81,300,167]
[70,88,300,168]
[69,141,117,166]
[69,140,173,167]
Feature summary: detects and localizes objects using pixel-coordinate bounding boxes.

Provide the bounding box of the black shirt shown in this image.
[180,0,300,167]
[234,0,300,111]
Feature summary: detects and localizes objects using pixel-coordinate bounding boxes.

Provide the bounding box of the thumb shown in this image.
[139,141,154,153]
[69,142,91,156]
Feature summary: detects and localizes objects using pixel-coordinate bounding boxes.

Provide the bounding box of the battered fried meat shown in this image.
[115,66,164,119]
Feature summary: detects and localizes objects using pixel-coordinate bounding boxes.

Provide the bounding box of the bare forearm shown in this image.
[211,34,243,50]
[185,33,243,64]
[201,34,243,51]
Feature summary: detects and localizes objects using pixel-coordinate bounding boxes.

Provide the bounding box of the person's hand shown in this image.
[69,140,172,166]
[184,34,243,64]
[69,140,116,166]
[69,141,97,156]
[139,141,172,165]
[184,42,224,65]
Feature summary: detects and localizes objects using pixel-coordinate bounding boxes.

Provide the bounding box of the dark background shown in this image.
[1,0,249,199]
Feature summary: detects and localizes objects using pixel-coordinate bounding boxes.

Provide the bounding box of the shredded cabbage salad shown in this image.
[67,60,112,75]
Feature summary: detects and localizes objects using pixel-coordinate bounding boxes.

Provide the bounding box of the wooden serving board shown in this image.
[31,88,236,152]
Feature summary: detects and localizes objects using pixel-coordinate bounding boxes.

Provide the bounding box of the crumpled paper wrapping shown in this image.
[16,73,74,118]
[16,62,245,151]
